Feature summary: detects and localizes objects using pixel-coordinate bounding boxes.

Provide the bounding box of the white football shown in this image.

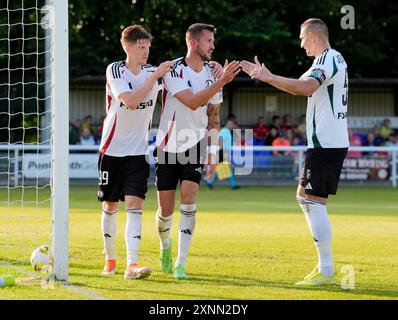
[30,245,53,272]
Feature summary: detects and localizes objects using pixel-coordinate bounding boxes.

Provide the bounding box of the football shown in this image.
[30,245,53,272]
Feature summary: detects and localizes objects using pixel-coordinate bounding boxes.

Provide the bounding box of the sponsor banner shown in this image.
[341,157,390,181]
[23,154,99,179]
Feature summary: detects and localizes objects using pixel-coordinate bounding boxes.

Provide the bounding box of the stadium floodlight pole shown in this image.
[51,0,69,281]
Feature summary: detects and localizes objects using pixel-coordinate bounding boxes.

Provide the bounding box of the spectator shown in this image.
[69,118,82,145]
[379,118,393,140]
[364,132,382,147]
[284,128,294,144]
[82,115,94,135]
[291,134,305,146]
[269,115,282,133]
[227,113,237,126]
[363,132,378,156]
[80,127,96,146]
[253,116,269,145]
[386,134,398,147]
[281,114,297,132]
[272,132,291,156]
[265,127,278,146]
[347,128,362,157]
[297,114,306,138]
[370,126,384,145]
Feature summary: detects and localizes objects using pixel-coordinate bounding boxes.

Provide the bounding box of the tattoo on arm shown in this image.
[207,104,220,131]
[207,103,220,150]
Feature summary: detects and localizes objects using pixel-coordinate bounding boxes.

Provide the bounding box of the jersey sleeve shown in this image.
[143,65,163,92]
[209,88,223,104]
[299,68,312,80]
[106,63,130,100]
[305,51,334,86]
[163,67,191,96]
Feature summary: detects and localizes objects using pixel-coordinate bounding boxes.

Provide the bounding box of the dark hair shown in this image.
[186,23,216,40]
[121,25,153,45]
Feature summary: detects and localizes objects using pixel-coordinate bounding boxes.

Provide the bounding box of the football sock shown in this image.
[297,197,334,277]
[101,208,118,260]
[125,209,142,267]
[176,204,196,267]
[156,210,173,250]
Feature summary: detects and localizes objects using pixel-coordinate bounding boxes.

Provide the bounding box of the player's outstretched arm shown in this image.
[175,60,241,110]
[240,56,319,96]
[118,61,174,109]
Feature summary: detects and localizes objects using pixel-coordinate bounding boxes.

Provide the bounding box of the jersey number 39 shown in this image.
[99,171,109,186]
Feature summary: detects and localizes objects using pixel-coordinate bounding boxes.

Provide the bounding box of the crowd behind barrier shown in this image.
[70,114,398,154]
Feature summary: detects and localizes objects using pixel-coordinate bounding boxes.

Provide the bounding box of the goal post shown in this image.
[51,0,69,282]
[0,0,69,282]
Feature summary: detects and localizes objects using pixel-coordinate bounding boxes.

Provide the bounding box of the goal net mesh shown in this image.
[0,0,53,277]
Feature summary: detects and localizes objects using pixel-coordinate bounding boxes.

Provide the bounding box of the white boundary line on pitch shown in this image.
[60,281,110,300]
[0,263,110,300]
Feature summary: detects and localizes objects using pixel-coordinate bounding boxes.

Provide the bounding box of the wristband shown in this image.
[209,145,218,154]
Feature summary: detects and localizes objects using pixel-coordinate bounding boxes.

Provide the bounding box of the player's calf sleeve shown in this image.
[304,199,334,277]
[176,204,196,267]
[296,196,314,234]
[101,208,118,260]
[125,209,142,266]
[156,210,173,249]
[296,196,308,214]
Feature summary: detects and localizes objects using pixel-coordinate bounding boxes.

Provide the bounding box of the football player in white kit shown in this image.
[154,23,241,279]
[98,25,174,279]
[241,18,349,286]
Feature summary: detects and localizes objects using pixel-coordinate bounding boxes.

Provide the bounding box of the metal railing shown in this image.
[0,145,397,187]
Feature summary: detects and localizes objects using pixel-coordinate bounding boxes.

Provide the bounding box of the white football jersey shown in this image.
[156,57,223,153]
[301,48,349,148]
[99,61,160,156]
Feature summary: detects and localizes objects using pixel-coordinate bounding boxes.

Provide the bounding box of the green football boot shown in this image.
[173,264,188,280]
[160,239,173,273]
[295,271,338,287]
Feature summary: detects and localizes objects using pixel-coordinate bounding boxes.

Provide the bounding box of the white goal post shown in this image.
[51,0,69,282]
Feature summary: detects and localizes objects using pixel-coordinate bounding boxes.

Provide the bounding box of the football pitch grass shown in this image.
[0,185,397,300]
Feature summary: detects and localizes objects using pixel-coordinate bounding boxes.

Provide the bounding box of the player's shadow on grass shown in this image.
[68,263,398,299]
[291,284,398,299]
[185,272,398,299]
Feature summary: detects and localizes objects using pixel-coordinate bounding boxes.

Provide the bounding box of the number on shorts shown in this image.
[99,171,109,185]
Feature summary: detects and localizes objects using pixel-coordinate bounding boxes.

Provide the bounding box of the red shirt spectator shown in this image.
[253,116,269,144]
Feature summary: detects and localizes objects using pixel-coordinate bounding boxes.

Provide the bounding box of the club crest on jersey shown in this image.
[311,68,326,82]
[205,79,214,88]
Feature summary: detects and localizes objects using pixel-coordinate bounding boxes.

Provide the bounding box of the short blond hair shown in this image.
[301,18,329,40]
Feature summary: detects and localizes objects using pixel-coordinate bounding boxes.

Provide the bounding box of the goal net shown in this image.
[0,0,68,281]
